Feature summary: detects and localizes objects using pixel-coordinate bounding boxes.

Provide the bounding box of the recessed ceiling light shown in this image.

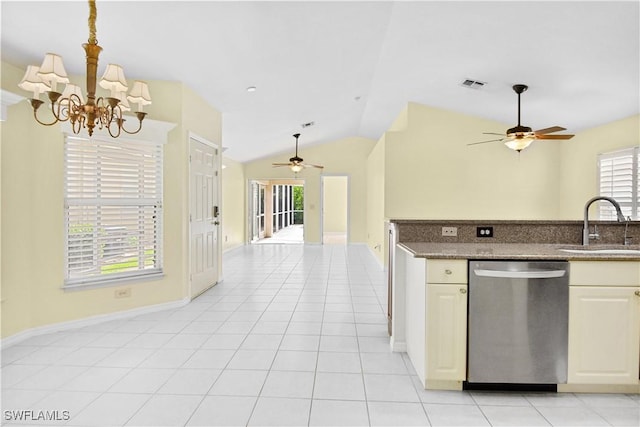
[246,86,257,92]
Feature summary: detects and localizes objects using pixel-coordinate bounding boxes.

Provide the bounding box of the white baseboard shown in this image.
[1,297,190,349]
[390,336,407,352]
[223,243,245,254]
[365,244,385,270]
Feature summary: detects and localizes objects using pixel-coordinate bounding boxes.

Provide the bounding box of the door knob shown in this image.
[460,288,467,294]
[635,290,640,297]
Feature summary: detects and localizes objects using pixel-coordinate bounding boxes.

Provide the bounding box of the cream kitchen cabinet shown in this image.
[426,281,468,382]
[567,261,640,385]
[404,257,468,389]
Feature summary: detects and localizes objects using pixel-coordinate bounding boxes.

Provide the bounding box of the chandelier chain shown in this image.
[88,0,97,45]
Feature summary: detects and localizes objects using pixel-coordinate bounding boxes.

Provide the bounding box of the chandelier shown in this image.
[17,0,151,138]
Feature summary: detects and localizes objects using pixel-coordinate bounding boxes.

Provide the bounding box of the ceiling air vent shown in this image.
[301,121,315,129]
[461,79,486,89]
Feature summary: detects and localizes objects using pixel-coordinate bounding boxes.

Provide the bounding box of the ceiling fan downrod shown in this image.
[289,133,303,163]
[508,84,532,135]
[293,133,300,157]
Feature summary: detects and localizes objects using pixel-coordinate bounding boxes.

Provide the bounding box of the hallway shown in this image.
[2,245,638,426]
[253,224,304,245]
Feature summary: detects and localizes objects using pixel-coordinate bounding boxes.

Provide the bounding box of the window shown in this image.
[598,146,639,220]
[64,135,163,287]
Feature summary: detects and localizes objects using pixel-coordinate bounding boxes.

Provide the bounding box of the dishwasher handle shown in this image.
[473,269,566,279]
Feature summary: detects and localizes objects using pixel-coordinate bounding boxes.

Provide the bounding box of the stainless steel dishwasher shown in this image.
[468,260,569,385]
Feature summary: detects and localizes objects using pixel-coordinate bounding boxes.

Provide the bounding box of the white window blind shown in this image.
[598,146,639,220]
[64,135,163,287]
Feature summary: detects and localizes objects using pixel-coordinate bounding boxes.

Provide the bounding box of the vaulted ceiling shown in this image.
[2,1,638,162]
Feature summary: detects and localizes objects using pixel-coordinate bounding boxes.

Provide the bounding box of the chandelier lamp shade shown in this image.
[17,0,151,138]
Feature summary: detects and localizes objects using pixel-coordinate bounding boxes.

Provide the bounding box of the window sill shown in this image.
[63,271,164,292]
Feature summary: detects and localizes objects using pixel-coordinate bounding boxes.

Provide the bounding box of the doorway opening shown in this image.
[322,175,349,245]
[249,179,304,244]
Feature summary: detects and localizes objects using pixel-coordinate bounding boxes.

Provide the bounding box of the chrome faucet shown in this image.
[582,196,626,246]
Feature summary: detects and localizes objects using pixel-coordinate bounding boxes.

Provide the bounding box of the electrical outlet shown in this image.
[442,226,458,237]
[476,226,494,238]
[114,288,131,299]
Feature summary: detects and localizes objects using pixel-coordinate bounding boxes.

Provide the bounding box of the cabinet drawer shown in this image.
[426,259,467,284]
[570,261,640,286]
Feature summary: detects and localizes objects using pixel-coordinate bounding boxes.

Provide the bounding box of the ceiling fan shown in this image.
[272,133,324,173]
[468,84,575,152]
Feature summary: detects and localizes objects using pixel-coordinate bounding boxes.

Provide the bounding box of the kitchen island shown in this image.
[392,240,640,394]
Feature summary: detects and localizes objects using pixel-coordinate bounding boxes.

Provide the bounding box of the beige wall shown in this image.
[222,156,246,252]
[243,136,376,244]
[1,61,222,339]
[558,114,640,219]
[366,133,387,263]
[384,102,563,221]
[322,176,348,234]
[364,103,639,263]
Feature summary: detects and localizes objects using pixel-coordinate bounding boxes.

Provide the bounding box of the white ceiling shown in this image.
[2,1,639,162]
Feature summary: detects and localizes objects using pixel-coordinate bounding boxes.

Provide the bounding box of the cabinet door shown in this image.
[426,283,467,381]
[568,286,640,384]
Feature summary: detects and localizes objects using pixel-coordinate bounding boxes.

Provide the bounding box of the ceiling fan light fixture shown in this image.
[504,135,535,152]
[272,133,324,172]
[470,83,574,152]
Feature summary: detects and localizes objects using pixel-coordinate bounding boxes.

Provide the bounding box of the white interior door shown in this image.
[190,137,219,298]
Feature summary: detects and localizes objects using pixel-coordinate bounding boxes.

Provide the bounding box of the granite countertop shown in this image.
[397,242,640,261]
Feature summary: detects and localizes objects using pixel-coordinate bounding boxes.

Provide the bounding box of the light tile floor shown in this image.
[253,225,304,245]
[2,244,639,426]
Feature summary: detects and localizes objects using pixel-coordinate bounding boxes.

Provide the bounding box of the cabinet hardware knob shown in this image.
[635,290,640,297]
[445,269,452,275]
[460,288,467,294]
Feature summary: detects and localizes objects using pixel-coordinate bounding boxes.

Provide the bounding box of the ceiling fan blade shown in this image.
[272,163,292,167]
[536,134,575,140]
[482,132,506,136]
[534,126,567,135]
[467,138,505,146]
[302,163,324,169]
